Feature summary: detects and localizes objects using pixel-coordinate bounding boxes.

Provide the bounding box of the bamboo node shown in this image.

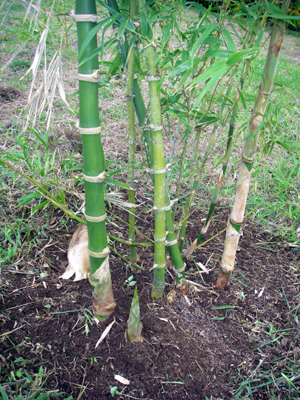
[154,236,166,243]
[83,171,105,183]
[166,238,178,247]
[220,262,234,273]
[85,213,107,222]
[151,263,166,271]
[147,75,160,82]
[153,205,168,212]
[149,124,163,131]
[145,167,166,174]
[128,140,136,145]
[173,263,186,274]
[73,13,98,23]
[133,73,138,79]
[78,70,101,82]
[88,247,110,259]
[79,126,101,135]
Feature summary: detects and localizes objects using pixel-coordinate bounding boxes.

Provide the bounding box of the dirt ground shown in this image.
[1,198,299,399]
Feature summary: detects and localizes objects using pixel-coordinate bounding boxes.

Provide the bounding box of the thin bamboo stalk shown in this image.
[216,0,290,288]
[137,0,166,299]
[126,1,138,261]
[76,0,115,320]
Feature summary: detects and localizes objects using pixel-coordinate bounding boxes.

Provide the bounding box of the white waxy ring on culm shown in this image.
[147,75,160,81]
[152,263,166,270]
[78,70,101,82]
[79,126,101,135]
[88,247,110,258]
[154,236,166,243]
[165,238,178,247]
[75,14,97,22]
[85,213,107,222]
[83,171,105,183]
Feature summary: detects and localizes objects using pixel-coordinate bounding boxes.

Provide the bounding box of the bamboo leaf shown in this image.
[226,48,260,66]
[79,17,112,60]
[204,48,233,59]
[193,65,227,108]
[18,190,40,206]
[238,89,247,110]
[117,17,129,38]
[161,24,172,50]
[222,29,236,52]
[254,29,265,47]
[189,60,226,88]
[166,109,193,131]
[169,59,191,76]
[190,24,218,57]
[106,178,132,190]
[140,10,153,40]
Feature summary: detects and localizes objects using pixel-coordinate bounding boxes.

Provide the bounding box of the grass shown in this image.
[0,357,71,400]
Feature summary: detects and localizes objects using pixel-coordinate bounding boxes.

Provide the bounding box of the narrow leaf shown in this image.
[222,29,236,52]
[193,65,227,108]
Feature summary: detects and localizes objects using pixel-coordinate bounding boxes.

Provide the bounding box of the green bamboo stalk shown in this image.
[126,0,138,262]
[137,0,166,299]
[76,0,115,320]
[216,1,290,288]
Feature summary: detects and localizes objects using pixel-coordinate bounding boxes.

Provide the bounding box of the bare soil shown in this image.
[1,200,299,399]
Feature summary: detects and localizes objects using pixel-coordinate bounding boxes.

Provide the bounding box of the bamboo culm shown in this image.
[216,0,290,288]
[76,0,115,320]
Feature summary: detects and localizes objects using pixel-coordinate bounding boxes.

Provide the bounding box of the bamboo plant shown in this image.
[75,0,115,319]
[125,286,143,342]
[126,1,138,262]
[136,0,167,299]
[216,0,290,288]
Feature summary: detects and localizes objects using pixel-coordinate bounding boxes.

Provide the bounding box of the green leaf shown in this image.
[161,24,172,50]
[230,221,241,233]
[226,48,260,66]
[106,178,132,190]
[79,17,112,60]
[189,60,226,88]
[169,60,191,76]
[238,89,247,110]
[254,29,264,47]
[190,24,218,57]
[140,11,153,40]
[166,109,193,131]
[276,140,292,153]
[204,48,233,59]
[117,17,129,38]
[32,200,50,212]
[18,191,40,206]
[193,65,228,108]
[222,29,236,52]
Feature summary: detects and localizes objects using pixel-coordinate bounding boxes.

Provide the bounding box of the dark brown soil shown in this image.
[0,86,23,102]
[1,205,299,400]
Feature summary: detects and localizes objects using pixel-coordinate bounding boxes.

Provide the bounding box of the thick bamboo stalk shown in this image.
[76,0,115,319]
[216,1,290,288]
